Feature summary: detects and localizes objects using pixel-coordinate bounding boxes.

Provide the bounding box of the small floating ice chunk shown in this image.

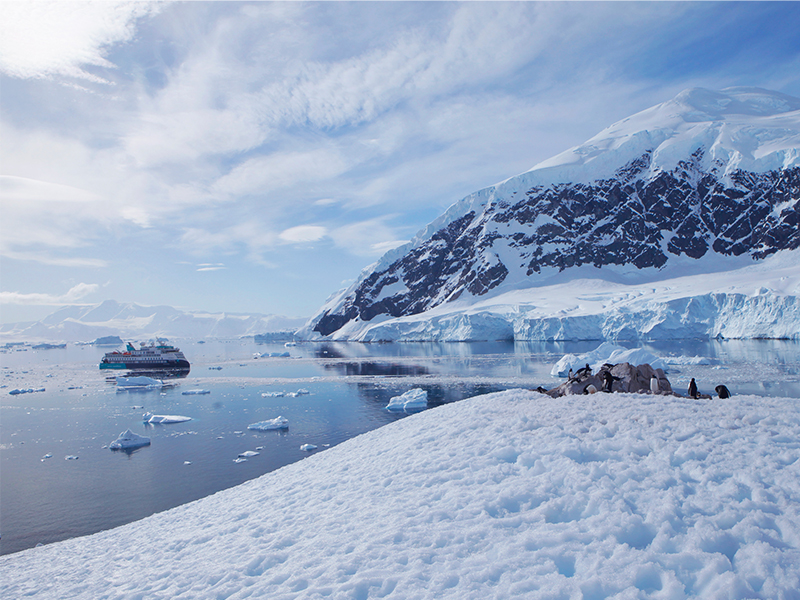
[386,388,428,412]
[184,461,192,465]
[238,450,259,458]
[9,388,44,395]
[261,391,285,398]
[181,389,210,395]
[64,455,79,460]
[143,412,192,424]
[41,453,53,460]
[233,457,247,463]
[110,429,151,450]
[116,376,162,390]
[247,416,289,431]
[300,444,317,452]
[208,366,223,370]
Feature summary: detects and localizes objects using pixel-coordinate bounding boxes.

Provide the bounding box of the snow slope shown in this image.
[2,390,799,599]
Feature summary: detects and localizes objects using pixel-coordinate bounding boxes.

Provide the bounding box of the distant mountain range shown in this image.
[300,87,800,341]
[0,300,306,342]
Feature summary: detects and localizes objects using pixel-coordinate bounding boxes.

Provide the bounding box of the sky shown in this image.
[1,1,800,324]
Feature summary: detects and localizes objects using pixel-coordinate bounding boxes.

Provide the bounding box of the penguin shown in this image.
[583,384,597,394]
[601,370,620,393]
[650,376,659,393]
[568,368,574,380]
[715,384,731,399]
[688,378,698,398]
[576,363,591,378]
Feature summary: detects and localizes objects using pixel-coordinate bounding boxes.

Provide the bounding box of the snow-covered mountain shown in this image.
[301,87,800,341]
[0,300,307,342]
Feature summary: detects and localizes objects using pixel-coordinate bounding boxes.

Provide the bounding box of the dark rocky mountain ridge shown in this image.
[309,88,800,338]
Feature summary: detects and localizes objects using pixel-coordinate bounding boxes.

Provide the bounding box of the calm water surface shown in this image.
[2,338,798,555]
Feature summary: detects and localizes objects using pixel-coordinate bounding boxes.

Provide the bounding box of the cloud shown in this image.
[213,148,350,198]
[0,1,161,82]
[0,283,99,305]
[197,263,226,272]
[279,225,328,244]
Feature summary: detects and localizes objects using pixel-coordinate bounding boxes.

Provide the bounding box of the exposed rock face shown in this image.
[546,362,673,398]
[313,159,799,337]
[308,88,800,339]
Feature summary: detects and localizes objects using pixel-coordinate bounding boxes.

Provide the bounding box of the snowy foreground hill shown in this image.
[303,88,800,341]
[3,390,799,599]
[0,300,306,343]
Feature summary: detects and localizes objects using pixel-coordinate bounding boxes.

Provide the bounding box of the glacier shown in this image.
[309,248,800,342]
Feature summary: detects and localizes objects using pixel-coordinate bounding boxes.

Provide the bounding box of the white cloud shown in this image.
[0,1,160,82]
[0,283,99,305]
[213,148,350,198]
[279,225,328,244]
[197,264,226,272]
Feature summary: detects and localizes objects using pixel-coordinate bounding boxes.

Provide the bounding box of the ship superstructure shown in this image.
[99,339,190,373]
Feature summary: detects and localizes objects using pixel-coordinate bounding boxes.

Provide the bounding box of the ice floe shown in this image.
[109,429,151,450]
[181,389,210,395]
[142,412,192,424]
[247,416,289,431]
[8,387,45,395]
[116,376,163,390]
[238,450,259,458]
[300,444,317,451]
[386,388,428,411]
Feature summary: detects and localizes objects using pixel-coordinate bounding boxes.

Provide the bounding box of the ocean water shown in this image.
[1,338,798,556]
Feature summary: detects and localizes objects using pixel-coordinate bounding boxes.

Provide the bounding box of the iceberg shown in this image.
[116,376,163,390]
[300,444,317,451]
[109,429,151,450]
[550,342,667,377]
[238,450,259,458]
[386,388,428,412]
[143,412,192,424]
[247,416,289,431]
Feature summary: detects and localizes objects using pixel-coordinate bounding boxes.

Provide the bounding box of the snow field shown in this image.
[2,390,799,599]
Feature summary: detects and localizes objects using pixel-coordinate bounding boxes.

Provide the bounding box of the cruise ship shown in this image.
[99,339,190,374]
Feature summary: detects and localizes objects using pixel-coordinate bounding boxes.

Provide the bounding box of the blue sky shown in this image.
[1,1,799,324]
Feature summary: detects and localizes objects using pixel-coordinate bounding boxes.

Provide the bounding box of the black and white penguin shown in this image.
[688,378,698,398]
[715,384,731,399]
